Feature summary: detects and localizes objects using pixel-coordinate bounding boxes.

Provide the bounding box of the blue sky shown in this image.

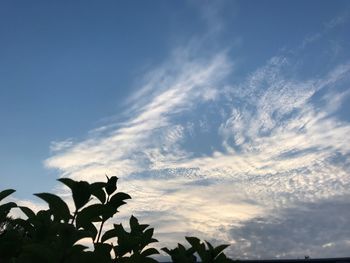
[1,0,350,259]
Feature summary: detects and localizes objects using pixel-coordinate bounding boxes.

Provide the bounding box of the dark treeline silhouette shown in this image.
[0,176,233,262]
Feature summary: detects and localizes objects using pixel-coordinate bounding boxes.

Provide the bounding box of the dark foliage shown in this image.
[0,176,232,262]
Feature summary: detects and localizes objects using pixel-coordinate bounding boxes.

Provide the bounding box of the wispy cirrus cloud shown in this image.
[45,48,231,180]
[44,17,350,258]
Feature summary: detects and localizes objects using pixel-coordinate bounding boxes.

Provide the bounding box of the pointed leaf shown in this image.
[34,193,71,222]
[82,222,98,239]
[18,206,36,219]
[205,240,214,252]
[101,228,118,243]
[109,192,131,210]
[72,181,91,210]
[141,247,159,257]
[58,178,91,210]
[129,215,139,230]
[90,182,106,204]
[139,223,150,232]
[161,247,171,255]
[0,202,17,217]
[58,178,76,190]
[113,223,127,237]
[186,236,201,249]
[213,244,230,257]
[144,228,155,242]
[0,189,15,202]
[76,203,104,228]
[105,176,118,195]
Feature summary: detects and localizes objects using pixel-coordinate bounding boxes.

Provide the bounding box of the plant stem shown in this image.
[71,210,78,225]
[95,220,105,243]
[95,194,110,244]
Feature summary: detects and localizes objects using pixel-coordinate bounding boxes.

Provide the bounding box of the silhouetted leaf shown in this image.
[186,236,201,249]
[109,192,131,210]
[57,178,76,190]
[141,247,159,257]
[90,182,106,204]
[18,206,35,219]
[73,181,91,210]
[82,222,98,239]
[101,228,118,243]
[105,176,118,195]
[161,247,171,254]
[58,178,91,210]
[144,228,157,243]
[0,202,17,218]
[76,203,104,228]
[0,189,15,202]
[205,240,214,252]
[113,223,127,236]
[129,215,139,230]
[34,193,71,222]
[213,244,230,258]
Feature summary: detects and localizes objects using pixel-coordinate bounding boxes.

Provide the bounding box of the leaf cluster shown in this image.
[0,176,233,262]
[162,237,234,263]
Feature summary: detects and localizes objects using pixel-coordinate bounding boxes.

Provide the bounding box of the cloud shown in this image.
[43,16,350,258]
[50,139,74,152]
[45,49,231,181]
[228,196,350,259]
[299,12,349,50]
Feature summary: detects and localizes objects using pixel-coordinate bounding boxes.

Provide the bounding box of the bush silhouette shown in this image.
[0,176,233,262]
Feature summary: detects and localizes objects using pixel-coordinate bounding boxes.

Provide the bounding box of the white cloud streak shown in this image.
[44,37,350,257]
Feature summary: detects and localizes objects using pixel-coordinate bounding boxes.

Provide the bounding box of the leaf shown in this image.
[72,181,91,210]
[113,223,127,237]
[18,206,36,219]
[101,228,119,243]
[129,215,139,231]
[161,247,171,255]
[205,240,214,252]
[82,222,98,239]
[105,176,118,195]
[58,178,76,190]
[90,182,106,204]
[109,192,131,210]
[0,189,15,202]
[76,203,104,228]
[58,178,91,210]
[34,193,71,222]
[186,236,201,249]
[144,228,156,242]
[213,244,230,257]
[0,202,17,217]
[141,247,159,257]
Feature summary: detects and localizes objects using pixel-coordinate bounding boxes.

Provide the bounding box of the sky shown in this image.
[1,0,350,260]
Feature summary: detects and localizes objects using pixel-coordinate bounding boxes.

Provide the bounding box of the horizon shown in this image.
[1,0,350,259]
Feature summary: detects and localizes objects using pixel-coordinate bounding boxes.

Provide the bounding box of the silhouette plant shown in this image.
[0,176,233,262]
[162,237,232,263]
